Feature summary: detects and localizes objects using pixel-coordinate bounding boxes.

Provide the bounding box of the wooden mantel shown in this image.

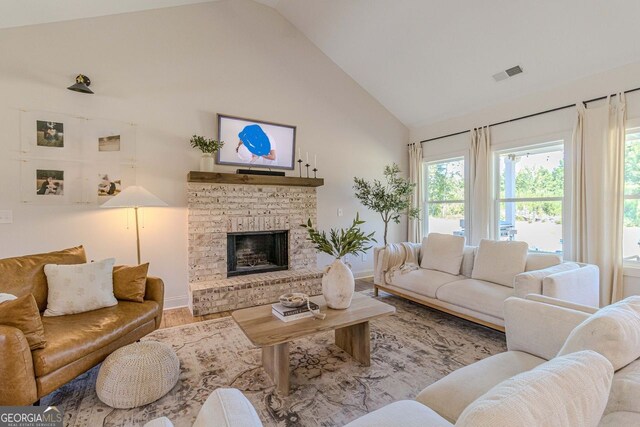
[187,171,324,187]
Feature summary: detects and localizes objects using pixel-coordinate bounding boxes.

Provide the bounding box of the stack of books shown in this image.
[272,301,319,322]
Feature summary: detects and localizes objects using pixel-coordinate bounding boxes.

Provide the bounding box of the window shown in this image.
[624,129,640,262]
[425,157,465,237]
[496,143,564,253]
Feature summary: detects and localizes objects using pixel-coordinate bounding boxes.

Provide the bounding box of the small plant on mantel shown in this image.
[301,213,376,309]
[191,135,224,172]
[190,135,224,154]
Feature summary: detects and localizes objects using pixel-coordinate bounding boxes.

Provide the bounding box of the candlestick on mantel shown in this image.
[306,152,309,163]
[314,154,317,168]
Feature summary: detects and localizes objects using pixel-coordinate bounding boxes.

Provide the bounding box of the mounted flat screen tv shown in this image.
[216,114,296,170]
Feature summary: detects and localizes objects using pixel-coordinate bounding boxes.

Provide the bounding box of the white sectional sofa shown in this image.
[414,294,640,426]
[373,234,600,330]
[146,295,640,427]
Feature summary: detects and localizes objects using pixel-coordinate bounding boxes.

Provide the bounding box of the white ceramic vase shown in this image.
[322,258,355,309]
[200,153,215,172]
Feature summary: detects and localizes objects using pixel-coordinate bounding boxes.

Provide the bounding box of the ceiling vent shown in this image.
[493,65,523,82]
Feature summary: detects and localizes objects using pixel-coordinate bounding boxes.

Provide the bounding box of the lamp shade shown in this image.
[100,186,168,208]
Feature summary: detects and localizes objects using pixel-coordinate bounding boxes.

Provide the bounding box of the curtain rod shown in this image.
[408,85,640,146]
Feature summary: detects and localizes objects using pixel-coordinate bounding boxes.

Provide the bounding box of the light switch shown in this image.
[0,210,12,224]
[337,208,343,217]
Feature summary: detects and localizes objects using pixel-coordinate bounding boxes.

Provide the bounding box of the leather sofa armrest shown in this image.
[0,325,38,405]
[504,296,590,360]
[144,276,165,328]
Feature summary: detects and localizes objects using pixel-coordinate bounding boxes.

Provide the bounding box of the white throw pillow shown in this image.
[558,296,640,371]
[460,246,476,277]
[0,293,17,304]
[525,252,562,271]
[457,351,613,427]
[471,239,528,287]
[420,233,465,275]
[43,258,117,316]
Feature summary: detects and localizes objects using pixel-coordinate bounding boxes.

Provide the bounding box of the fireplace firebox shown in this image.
[227,230,289,277]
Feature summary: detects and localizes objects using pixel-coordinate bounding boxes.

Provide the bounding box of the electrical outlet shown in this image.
[337,208,343,217]
[361,253,367,262]
[0,210,13,224]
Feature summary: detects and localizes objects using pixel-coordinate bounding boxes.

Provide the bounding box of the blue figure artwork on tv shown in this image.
[238,124,271,156]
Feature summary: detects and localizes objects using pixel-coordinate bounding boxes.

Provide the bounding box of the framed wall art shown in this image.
[20,110,83,159]
[17,109,138,205]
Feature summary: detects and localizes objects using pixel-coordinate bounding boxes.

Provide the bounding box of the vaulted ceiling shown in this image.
[2,0,640,129]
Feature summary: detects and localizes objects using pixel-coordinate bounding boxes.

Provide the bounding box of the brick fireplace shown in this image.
[187,172,324,315]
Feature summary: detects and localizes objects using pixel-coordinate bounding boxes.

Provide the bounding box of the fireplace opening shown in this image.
[227,230,289,277]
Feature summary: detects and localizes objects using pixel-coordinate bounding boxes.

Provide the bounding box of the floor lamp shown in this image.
[100,186,168,264]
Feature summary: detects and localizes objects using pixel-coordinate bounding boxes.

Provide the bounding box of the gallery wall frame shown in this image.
[17,109,137,205]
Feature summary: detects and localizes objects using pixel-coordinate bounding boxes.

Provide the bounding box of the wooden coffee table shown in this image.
[232,293,395,395]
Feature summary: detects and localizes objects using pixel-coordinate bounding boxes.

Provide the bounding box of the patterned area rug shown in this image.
[43,292,506,426]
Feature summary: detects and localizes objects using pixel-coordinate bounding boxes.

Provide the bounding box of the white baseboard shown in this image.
[354,270,374,279]
[164,295,189,309]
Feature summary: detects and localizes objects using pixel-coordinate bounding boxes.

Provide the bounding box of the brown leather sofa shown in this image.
[0,246,164,405]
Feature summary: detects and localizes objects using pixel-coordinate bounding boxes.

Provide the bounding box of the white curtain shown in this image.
[469,126,491,245]
[569,94,626,306]
[408,143,424,243]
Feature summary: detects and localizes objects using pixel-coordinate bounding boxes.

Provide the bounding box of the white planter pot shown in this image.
[200,153,215,172]
[322,258,355,309]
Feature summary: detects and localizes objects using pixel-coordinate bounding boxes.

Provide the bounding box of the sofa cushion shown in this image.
[388,268,461,298]
[456,351,613,427]
[599,412,640,427]
[193,388,263,427]
[558,296,640,370]
[113,263,149,303]
[514,262,580,298]
[605,358,640,415]
[416,351,545,423]
[460,246,476,277]
[420,233,465,275]
[436,279,513,319]
[471,239,528,287]
[44,259,118,316]
[345,400,453,427]
[32,300,159,376]
[0,294,46,350]
[0,246,87,311]
[525,252,562,271]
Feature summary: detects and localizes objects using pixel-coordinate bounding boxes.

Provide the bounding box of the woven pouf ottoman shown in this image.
[96,341,180,409]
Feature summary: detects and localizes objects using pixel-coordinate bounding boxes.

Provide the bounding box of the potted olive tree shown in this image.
[190,135,224,172]
[302,214,375,309]
[353,163,420,245]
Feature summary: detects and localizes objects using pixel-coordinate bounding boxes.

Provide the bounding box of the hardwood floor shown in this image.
[159,277,374,329]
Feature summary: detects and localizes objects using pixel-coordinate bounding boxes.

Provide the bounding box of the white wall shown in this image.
[0,0,408,308]
[411,62,640,298]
